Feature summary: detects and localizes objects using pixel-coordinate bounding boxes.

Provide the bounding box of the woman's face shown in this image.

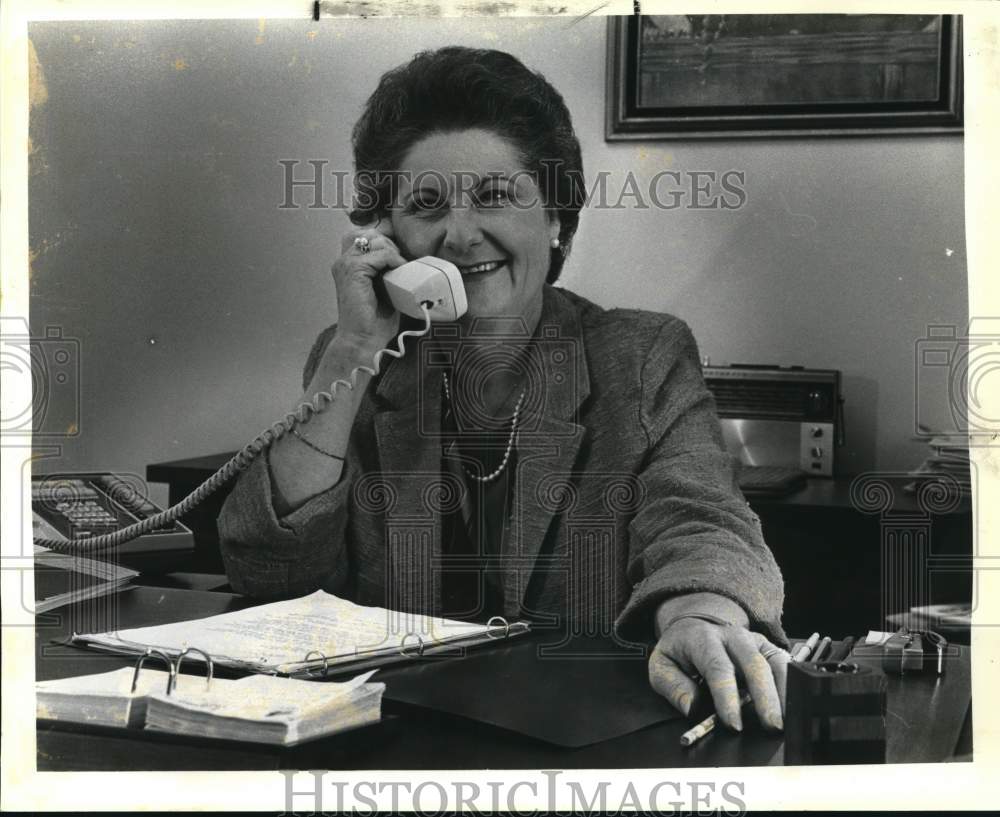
[389,128,559,331]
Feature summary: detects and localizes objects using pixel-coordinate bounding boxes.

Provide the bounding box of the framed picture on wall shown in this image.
[606,14,963,139]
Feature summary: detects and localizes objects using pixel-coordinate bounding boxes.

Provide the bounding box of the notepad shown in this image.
[37,666,384,746]
[70,589,529,677]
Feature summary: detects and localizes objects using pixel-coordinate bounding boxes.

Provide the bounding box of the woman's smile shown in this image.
[458,258,507,276]
[457,258,510,288]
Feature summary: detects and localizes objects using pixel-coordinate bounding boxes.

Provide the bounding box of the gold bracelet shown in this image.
[290,427,345,462]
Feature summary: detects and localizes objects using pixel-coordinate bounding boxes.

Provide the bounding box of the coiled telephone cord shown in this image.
[33,305,434,554]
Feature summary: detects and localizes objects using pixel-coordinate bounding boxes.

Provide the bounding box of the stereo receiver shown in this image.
[703,365,843,477]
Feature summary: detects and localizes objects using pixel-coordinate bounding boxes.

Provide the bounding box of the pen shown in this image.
[792,632,820,663]
[827,635,855,663]
[810,636,832,662]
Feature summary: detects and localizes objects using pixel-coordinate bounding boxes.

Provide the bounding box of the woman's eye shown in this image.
[477,188,510,208]
[405,195,447,217]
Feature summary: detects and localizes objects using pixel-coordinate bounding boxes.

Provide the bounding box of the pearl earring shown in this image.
[550,237,561,249]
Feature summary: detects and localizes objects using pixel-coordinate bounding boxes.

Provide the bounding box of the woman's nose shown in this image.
[441,206,483,255]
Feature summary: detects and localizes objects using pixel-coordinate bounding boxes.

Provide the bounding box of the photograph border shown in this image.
[2,0,999,812]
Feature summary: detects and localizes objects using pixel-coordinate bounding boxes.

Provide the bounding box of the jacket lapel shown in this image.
[502,286,591,619]
[372,333,447,617]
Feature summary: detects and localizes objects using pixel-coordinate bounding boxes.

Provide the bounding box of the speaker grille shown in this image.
[708,380,805,419]
[707,379,839,422]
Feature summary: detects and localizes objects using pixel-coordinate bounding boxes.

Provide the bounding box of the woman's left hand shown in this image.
[647,593,789,732]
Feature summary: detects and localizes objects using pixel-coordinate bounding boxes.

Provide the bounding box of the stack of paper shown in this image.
[36,667,224,729]
[145,671,382,745]
[906,433,972,499]
[33,544,139,614]
[71,589,528,677]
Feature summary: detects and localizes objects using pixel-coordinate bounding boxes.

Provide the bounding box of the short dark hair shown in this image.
[350,46,585,283]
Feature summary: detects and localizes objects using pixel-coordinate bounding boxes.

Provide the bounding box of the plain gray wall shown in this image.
[28,17,968,502]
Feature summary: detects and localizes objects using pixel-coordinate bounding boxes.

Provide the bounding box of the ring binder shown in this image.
[70,589,532,679]
[399,632,425,657]
[131,648,175,694]
[486,616,510,639]
[169,647,213,695]
[304,650,330,677]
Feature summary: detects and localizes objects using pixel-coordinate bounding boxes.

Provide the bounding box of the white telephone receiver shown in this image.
[383,256,467,321]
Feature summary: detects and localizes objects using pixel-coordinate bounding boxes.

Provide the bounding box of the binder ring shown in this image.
[131,648,176,694]
[304,650,329,677]
[486,616,510,639]
[169,647,214,695]
[399,632,425,657]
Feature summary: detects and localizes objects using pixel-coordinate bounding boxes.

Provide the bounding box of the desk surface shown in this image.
[147,452,972,515]
[35,585,972,771]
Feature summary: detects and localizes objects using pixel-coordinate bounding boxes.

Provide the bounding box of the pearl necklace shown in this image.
[442,372,525,483]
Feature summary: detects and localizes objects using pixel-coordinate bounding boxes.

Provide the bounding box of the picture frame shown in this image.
[606,14,963,140]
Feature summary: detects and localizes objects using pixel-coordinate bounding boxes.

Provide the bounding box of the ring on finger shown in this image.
[353,236,371,254]
[760,645,785,660]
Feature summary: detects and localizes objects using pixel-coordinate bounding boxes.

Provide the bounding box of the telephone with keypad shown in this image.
[32,474,194,563]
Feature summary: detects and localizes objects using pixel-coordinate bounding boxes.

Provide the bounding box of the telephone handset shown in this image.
[382,256,467,321]
[33,256,467,555]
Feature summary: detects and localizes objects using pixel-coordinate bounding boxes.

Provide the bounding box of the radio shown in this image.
[703,364,844,477]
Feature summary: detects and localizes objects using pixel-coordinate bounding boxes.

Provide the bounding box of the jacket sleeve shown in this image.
[217,325,355,600]
[614,318,789,647]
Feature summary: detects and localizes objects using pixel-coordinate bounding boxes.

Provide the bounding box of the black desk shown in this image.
[147,454,974,638]
[749,476,972,636]
[35,586,972,771]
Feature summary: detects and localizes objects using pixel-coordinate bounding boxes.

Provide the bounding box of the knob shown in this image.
[811,427,824,438]
[811,447,824,458]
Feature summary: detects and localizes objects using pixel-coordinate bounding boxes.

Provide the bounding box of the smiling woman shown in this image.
[390,129,558,331]
[217,45,790,735]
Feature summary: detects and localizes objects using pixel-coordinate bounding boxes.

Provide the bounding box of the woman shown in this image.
[219,46,789,734]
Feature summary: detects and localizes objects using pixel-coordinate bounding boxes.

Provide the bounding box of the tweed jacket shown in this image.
[218,285,788,646]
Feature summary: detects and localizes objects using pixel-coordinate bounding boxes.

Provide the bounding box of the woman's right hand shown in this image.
[332,219,408,351]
